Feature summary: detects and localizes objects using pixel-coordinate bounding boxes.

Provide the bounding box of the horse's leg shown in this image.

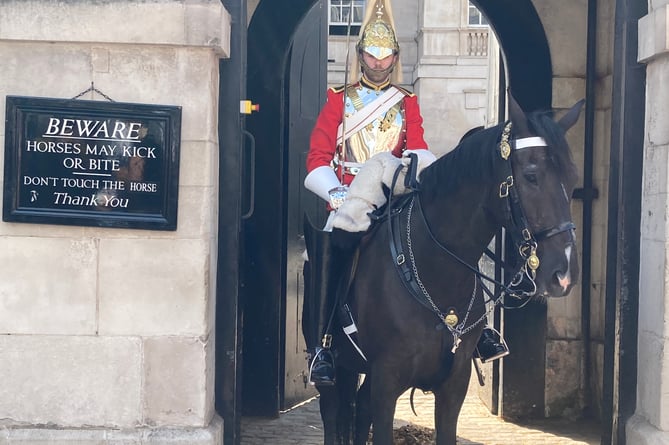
[353,375,372,445]
[433,358,473,445]
[369,370,403,444]
[318,385,339,445]
[335,368,358,445]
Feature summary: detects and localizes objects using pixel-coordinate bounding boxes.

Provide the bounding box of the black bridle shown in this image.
[496,122,576,298]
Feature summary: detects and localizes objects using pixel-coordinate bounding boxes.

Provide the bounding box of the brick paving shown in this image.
[241,373,601,445]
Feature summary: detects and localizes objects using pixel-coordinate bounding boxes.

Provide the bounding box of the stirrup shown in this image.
[308,347,336,386]
[474,327,510,363]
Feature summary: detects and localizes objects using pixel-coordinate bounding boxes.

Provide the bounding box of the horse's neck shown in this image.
[418,184,498,265]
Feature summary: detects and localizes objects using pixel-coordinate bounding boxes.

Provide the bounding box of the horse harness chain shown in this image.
[388,121,577,353]
[405,198,489,353]
[388,183,499,355]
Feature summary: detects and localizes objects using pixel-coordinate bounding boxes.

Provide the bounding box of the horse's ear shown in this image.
[557,99,585,132]
[507,91,531,137]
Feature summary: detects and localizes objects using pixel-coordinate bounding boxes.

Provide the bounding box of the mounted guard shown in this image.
[302,0,507,387]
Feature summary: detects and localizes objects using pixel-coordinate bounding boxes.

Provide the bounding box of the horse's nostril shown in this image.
[556,271,571,292]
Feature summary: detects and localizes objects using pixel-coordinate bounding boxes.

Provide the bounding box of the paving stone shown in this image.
[241,373,601,445]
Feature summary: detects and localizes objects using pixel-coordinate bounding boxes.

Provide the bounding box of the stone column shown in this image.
[0,1,229,444]
[628,3,669,444]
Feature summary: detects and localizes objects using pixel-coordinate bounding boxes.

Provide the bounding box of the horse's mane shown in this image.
[419,110,578,201]
[418,123,502,200]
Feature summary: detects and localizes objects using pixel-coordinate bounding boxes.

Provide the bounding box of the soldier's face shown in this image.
[360,52,397,85]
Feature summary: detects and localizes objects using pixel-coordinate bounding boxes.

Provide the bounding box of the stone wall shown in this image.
[628,3,669,444]
[532,0,591,419]
[0,1,229,443]
[587,0,616,422]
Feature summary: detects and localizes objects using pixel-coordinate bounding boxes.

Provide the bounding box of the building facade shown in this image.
[0,1,668,444]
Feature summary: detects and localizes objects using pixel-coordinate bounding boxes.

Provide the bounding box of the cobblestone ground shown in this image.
[241,373,601,445]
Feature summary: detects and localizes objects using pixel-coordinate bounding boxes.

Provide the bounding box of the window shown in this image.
[468,2,489,26]
[329,0,365,35]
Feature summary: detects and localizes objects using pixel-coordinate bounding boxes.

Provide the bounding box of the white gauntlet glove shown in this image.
[304,166,347,208]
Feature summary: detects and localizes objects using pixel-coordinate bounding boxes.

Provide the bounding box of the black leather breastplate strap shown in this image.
[388,193,435,313]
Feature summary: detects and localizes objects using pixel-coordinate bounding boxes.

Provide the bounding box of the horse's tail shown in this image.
[409,387,418,416]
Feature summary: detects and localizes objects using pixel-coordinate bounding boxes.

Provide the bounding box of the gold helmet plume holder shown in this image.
[357,0,399,60]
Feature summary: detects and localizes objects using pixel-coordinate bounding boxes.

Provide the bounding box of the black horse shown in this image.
[310,94,584,445]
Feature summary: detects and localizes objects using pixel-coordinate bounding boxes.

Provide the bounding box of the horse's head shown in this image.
[503,93,584,299]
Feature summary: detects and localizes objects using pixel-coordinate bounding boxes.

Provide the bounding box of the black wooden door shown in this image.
[242,0,325,417]
[284,2,328,408]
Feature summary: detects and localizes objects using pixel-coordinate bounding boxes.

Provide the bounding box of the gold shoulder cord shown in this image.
[347,87,364,111]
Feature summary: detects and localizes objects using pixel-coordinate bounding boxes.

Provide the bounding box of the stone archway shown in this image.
[238,0,561,421]
[232,0,619,442]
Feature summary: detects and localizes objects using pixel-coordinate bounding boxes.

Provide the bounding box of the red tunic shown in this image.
[307,81,428,186]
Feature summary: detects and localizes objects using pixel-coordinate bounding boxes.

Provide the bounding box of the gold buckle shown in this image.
[321,334,332,349]
[499,176,513,198]
[522,228,532,241]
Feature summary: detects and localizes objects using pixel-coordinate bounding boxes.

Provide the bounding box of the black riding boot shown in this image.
[309,346,336,386]
[475,327,509,363]
[302,217,340,386]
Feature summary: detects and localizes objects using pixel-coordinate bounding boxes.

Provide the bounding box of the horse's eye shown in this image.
[524,171,539,185]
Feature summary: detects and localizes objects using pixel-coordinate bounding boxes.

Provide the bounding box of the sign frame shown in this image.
[3,96,182,230]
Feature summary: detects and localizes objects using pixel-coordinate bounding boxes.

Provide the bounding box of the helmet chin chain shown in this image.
[360,57,396,82]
